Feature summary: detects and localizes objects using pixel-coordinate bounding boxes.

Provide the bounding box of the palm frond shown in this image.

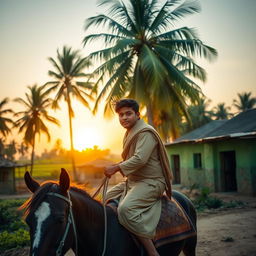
[52,85,65,109]
[139,44,166,88]
[93,54,133,114]
[72,86,91,109]
[149,0,180,34]
[170,0,200,21]
[83,33,125,48]
[161,39,218,61]
[154,26,198,40]
[84,14,134,37]
[48,57,64,77]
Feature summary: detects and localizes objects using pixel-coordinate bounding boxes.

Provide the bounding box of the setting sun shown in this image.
[73,127,103,151]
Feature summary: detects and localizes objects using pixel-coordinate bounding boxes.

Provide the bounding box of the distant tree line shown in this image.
[1,91,255,162]
[180,92,256,136]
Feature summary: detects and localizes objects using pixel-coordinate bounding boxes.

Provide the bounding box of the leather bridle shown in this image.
[46,191,78,256]
[45,177,109,256]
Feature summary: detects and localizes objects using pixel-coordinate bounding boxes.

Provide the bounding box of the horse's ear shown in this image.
[59,168,70,192]
[24,171,40,193]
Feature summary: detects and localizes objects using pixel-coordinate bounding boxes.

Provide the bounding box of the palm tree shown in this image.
[14,84,60,175]
[83,0,217,132]
[182,97,213,133]
[233,92,256,113]
[0,98,14,137]
[45,46,93,180]
[18,142,29,159]
[152,107,183,142]
[213,103,233,120]
[0,139,5,158]
[5,140,17,161]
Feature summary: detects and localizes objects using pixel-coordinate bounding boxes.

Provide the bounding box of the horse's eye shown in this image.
[54,215,65,223]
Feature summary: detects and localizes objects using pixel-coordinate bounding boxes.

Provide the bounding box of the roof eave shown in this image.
[165,131,256,146]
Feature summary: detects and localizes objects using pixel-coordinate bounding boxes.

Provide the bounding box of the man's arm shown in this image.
[119,132,157,176]
[104,164,121,178]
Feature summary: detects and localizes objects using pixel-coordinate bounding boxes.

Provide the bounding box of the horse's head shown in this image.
[23,168,75,256]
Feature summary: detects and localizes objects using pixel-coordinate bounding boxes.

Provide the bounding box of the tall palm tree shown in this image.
[14,84,60,175]
[213,103,233,120]
[83,0,217,132]
[45,46,93,180]
[182,97,213,133]
[5,140,17,161]
[0,98,14,137]
[152,106,183,142]
[233,92,256,113]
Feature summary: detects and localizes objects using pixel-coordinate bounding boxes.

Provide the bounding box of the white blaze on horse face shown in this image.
[33,202,51,250]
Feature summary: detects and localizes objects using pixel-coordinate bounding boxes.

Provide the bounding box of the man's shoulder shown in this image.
[137,130,158,142]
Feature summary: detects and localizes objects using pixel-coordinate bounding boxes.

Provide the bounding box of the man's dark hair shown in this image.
[115,99,139,113]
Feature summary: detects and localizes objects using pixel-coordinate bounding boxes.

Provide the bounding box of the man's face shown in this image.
[117,107,140,130]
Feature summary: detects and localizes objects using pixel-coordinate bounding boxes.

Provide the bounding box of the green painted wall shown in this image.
[166,138,256,195]
[213,139,256,195]
[166,143,213,189]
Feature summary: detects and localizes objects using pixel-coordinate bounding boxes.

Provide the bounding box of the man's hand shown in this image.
[104,164,120,178]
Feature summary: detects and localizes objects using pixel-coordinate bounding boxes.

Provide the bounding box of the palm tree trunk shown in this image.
[67,95,77,181]
[146,102,155,128]
[30,133,35,176]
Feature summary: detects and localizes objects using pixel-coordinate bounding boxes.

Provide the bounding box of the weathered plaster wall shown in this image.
[213,139,256,195]
[166,138,256,195]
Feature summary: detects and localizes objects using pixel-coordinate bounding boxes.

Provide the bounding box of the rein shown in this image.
[46,191,78,256]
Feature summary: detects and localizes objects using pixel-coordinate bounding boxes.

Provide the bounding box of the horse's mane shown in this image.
[20,181,99,218]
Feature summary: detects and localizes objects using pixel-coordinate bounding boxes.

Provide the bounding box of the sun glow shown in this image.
[73,127,103,151]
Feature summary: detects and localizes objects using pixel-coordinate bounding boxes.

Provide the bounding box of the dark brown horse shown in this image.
[22,168,197,256]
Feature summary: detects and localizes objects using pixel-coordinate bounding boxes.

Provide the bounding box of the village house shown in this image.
[77,158,123,186]
[165,109,256,196]
[0,156,29,194]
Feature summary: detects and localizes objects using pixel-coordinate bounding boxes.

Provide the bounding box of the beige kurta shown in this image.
[106,119,172,238]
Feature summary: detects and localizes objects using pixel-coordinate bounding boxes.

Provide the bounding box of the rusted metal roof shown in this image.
[166,108,256,145]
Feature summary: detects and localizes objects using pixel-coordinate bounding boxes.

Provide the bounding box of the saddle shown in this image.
[107,195,196,248]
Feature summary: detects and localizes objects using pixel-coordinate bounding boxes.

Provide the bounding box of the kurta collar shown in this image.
[123,119,153,148]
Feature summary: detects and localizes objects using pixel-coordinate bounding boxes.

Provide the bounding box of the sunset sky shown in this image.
[1,0,256,154]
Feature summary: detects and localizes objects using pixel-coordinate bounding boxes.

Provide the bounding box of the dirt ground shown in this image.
[1,193,256,256]
[196,207,256,256]
[194,193,256,256]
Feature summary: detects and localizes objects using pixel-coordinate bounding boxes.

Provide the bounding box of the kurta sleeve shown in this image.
[119,132,157,176]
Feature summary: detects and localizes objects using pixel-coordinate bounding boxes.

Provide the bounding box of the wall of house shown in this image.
[0,167,15,194]
[166,143,215,190]
[166,138,256,195]
[213,138,256,195]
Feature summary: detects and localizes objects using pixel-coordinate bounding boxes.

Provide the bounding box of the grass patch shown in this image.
[0,199,29,251]
[15,162,72,179]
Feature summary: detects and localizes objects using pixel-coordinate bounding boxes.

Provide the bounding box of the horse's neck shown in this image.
[71,190,106,253]
[70,190,140,256]
[71,190,104,225]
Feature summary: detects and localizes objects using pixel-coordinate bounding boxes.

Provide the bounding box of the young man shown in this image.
[104,99,172,256]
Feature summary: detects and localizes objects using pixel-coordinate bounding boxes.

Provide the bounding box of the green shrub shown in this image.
[0,229,30,251]
[192,187,224,211]
[0,199,27,232]
[205,197,223,209]
[224,200,246,208]
[0,199,30,251]
[192,187,247,212]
